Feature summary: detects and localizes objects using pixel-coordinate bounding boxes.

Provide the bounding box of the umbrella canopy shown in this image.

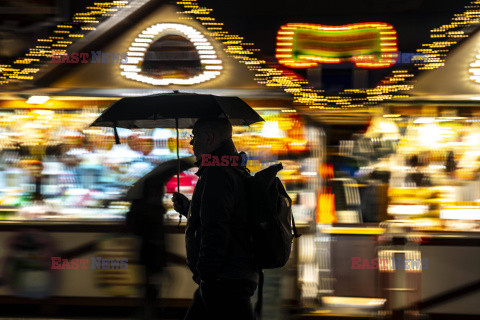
[125,156,196,201]
[90,92,264,129]
[89,91,264,194]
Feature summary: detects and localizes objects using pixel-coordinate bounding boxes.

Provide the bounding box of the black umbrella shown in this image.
[90,91,264,192]
[91,91,264,129]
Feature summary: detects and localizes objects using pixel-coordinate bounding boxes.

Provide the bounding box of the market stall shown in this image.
[0,2,325,313]
[299,21,480,320]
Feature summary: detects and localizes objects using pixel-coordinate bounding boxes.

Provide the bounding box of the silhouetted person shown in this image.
[173,118,257,320]
[446,150,456,175]
[127,176,166,320]
[406,154,431,187]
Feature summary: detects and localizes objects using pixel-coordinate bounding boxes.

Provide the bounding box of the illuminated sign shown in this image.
[120,23,222,85]
[276,23,398,69]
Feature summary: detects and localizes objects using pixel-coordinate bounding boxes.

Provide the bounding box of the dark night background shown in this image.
[198,0,470,55]
[197,0,471,90]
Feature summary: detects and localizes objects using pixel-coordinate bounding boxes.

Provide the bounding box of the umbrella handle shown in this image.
[114,127,120,145]
[176,118,182,228]
[176,118,180,194]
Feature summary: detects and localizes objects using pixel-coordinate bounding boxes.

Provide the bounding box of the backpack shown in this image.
[235,162,301,319]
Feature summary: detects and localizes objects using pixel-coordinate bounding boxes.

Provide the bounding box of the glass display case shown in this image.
[328,113,480,229]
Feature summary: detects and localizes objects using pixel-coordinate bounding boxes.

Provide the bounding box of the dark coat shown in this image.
[185,139,258,284]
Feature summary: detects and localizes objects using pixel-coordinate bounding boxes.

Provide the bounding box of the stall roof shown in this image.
[403,26,480,100]
[4,0,477,116]
[0,1,288,101]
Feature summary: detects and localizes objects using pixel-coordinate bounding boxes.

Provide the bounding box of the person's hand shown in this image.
[192,274,201,285]
[172,192,190,217]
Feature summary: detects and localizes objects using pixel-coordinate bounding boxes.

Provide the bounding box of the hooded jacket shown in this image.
[185,139,258,284]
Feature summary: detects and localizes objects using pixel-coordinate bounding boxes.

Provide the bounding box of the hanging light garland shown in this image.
[0,1,130,85]
[1,0,479,110]
[175,0,480,109]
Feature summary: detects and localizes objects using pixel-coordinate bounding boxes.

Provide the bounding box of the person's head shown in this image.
[190,118,233,161]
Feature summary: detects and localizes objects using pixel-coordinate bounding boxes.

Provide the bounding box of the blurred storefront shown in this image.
[0,1,324,315]
[303,17,480,320]
[5,0,480,319]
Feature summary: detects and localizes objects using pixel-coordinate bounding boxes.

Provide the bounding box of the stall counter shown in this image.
[0,219,310,312]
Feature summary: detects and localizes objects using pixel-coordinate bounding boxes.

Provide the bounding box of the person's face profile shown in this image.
[190,127,214,161]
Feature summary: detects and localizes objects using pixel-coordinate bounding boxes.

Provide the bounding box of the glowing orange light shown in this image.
[319,164,334,179]
[316,192,337,224]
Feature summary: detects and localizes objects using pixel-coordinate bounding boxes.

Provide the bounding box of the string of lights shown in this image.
[1,0,479,110]
[0,1,130,85]
[360,0,480,104]
[176,0,480,109]
[176,1,333,109]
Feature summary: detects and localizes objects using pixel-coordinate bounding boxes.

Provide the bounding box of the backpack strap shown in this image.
[277,175,301,240]
[230,165,251,177]
[291,213,301,239]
